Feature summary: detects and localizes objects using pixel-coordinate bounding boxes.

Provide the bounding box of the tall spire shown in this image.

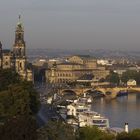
[0,41,2,69]
[0,41,2,49]
[14,15,25,46]
[17,14,22,27]
[18,15,21,22]
[0,41,2,57]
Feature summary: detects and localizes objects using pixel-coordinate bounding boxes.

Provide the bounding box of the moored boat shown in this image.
[117,90,128,97]
[78,111,109,130]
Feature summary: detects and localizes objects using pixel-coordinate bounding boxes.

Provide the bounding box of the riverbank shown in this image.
[92,93,140,129]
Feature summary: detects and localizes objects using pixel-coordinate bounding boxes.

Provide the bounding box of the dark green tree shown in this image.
[0,69,40,120]
[130,129,140,140]
[37,121,76,140]
[116,129,140,140]
[0,115,37,140]
[121,70,140,85]
[0,69,20,91]
[76,126,114,140]
[121,70,137,83]
[106,71,120,85]
[0,85,30,121]
[20,81,40,114]
[0,69,40,139]
[0,83,40,121]
[116,132,131,140]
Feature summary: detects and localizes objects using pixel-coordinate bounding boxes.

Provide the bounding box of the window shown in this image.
[5,61,8,65]
[19,62,22,69]
[18,33,22,40]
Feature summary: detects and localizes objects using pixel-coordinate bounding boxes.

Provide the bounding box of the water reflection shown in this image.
[92,93,140,129]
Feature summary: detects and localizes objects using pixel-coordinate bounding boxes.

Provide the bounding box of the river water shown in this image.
[92,93,140,129]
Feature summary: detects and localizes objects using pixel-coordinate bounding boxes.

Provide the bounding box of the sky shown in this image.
[1,0,140,50]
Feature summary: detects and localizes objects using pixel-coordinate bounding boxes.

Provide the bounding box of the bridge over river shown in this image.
[59,86,140,99]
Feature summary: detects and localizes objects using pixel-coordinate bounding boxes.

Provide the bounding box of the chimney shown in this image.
[125,123,129,133]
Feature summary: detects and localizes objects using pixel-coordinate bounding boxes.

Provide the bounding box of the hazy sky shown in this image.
[1,0,140,50]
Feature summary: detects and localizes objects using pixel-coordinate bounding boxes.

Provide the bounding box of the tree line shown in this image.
[37,121,140,140]
[105,70,140,86]
[0,69,40,140]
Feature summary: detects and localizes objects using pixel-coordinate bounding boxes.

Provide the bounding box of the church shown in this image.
[0,16,33,81]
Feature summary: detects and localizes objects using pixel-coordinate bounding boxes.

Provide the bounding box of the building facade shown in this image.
[0,16,33,81]
[0,48,12,69]
[69,55,97,69]
[46,55,109,84]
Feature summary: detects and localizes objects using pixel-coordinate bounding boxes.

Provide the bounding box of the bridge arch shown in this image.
[94,88,106,95]
[87,89,105,96]
[60,89,77,96]
[83,89,92,93]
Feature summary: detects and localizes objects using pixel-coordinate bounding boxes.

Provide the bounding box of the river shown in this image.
[92,93,140,129]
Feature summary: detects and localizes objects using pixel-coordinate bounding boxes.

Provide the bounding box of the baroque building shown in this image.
[0,16,33,81]
[46,55,109,84]
[69,55,97,69]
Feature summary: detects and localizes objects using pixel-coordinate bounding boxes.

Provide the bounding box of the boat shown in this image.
[77,96,93,104]
[117,90,128,97]
[78,111,110,130]
[75,93,93,104]
[57,93,109,130]
[66,103,109,130]
[67,103,91,117]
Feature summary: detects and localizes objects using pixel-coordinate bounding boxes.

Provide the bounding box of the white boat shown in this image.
[77,96,93,104]
[57,93,109,130]
[67,103,91,117]
[78,111,110,130]
[66,103,109,130]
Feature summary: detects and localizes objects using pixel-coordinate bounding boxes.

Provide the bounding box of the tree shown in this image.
[116,129,140,140]
[0,115,37,140]
[0,69,40,139]
[20,81,40,114]
[0,83,40,121]
[0,69,40,120]
[121,70,137,83]
[76,126,114,140]
[37,121,76,140]
[130,129,140,140]
[121,70,140,85]
[0,85,30,120]
[116,132,131,140]
[0,69,20,91]
[106,71,120,85]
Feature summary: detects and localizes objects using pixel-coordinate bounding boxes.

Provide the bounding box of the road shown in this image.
[36,102,60,127]
[35,84,60,127]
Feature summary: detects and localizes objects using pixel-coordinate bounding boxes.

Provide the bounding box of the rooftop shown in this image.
[57,62,82,66]
[74,55,96,60]
[76,55,91,58]
[2,49,11,54]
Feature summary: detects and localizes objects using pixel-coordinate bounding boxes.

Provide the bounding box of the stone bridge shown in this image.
[59,86,140,99]
[59,87,93,96]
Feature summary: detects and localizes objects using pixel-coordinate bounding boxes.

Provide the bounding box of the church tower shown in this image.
[0,41,2,68]
[13,15,27,79]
